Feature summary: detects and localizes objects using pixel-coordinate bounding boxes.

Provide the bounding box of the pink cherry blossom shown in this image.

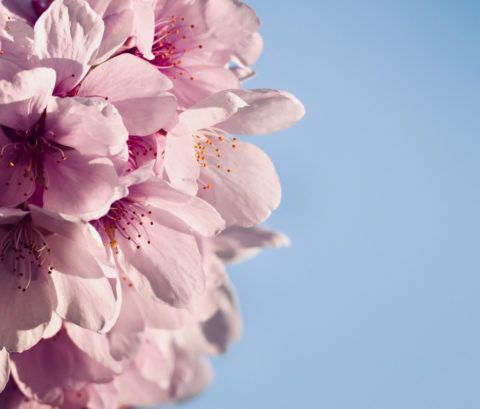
[133,0,262,108]
[0,63,129,219]
[164,89,305,227]
[92,164,225,307]
[0,206,117,353]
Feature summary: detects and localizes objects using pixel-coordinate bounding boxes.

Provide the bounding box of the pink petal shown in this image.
[119,221,204,307]
[204,0,261,64]
[46,96,128,157]
[129,178,225,237]
[172,65,240,109]
[11,329,117,406]
[114,335,171,406]
[0,267,55,352]
[106,284,144,362]
[65,323,123,374]
[173,358,213,402]
[78,54,176,136]
[131,288,187,330]
[0,67,55,131]
[164,128,199,195]
[46,233,117,332]
[132,0,155,60]
[33,0,104,93]
[201,284,241,354]
[42,151,124,220]
[179,90,247,132]
[198,140,281,227]
[213,226,290,263]
[218,89,306,135]
[0,13,34,68]
[87,0,135,63]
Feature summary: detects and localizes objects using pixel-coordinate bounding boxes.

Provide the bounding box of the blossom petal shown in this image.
[164,128,199,195]
[46,234,117,331]
[34,0,104,93]
[42,151,124,220]
[204,0,261,64]
[0,349,9,393]
[173,66,240,110]
[11,328,117,406]
[198,140,281,227]
[180,90,247,132]
[217,89,306,135]
[119,222,204,307]
[104,283,144,363]
[0,267,55,352]
[132,0,155,60]
[87,0,135,63]
[46,96,128,157]
[201,284,241,354]
[0,12,35,68]
[0,67,55,131]
[78,54,176,136]
[213,226,290,263]
[65,323,123,374]
[129,179,225,237]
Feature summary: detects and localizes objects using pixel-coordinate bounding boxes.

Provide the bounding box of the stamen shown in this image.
[193,127,238,183]
[138,15,203,81]
[93,200,155,254]
[0,217,53,291]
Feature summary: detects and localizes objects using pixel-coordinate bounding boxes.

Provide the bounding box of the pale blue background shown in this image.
[180,1,480,408]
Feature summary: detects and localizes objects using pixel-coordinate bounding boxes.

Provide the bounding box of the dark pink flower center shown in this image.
[1,112,70,199]
[93,199,155,254]
[0,217,53,291]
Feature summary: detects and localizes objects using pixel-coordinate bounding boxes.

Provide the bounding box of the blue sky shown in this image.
[179,1,480,408]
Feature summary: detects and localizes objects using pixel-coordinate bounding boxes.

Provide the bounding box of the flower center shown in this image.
[127,136,157,171]
[0,217,53,291]
[193,128,237,190]
[93,200,155,254]
[139,15,203,81]
[0,112,69,196]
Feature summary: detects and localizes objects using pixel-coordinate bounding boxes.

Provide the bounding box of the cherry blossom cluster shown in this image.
[0,0,304,407]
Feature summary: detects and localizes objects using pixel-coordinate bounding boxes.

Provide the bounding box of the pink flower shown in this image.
[93,163,225,307]
[133,0,263,108]
[164,89,305,227]
[0,206,117,353]
[0,63,128,219]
